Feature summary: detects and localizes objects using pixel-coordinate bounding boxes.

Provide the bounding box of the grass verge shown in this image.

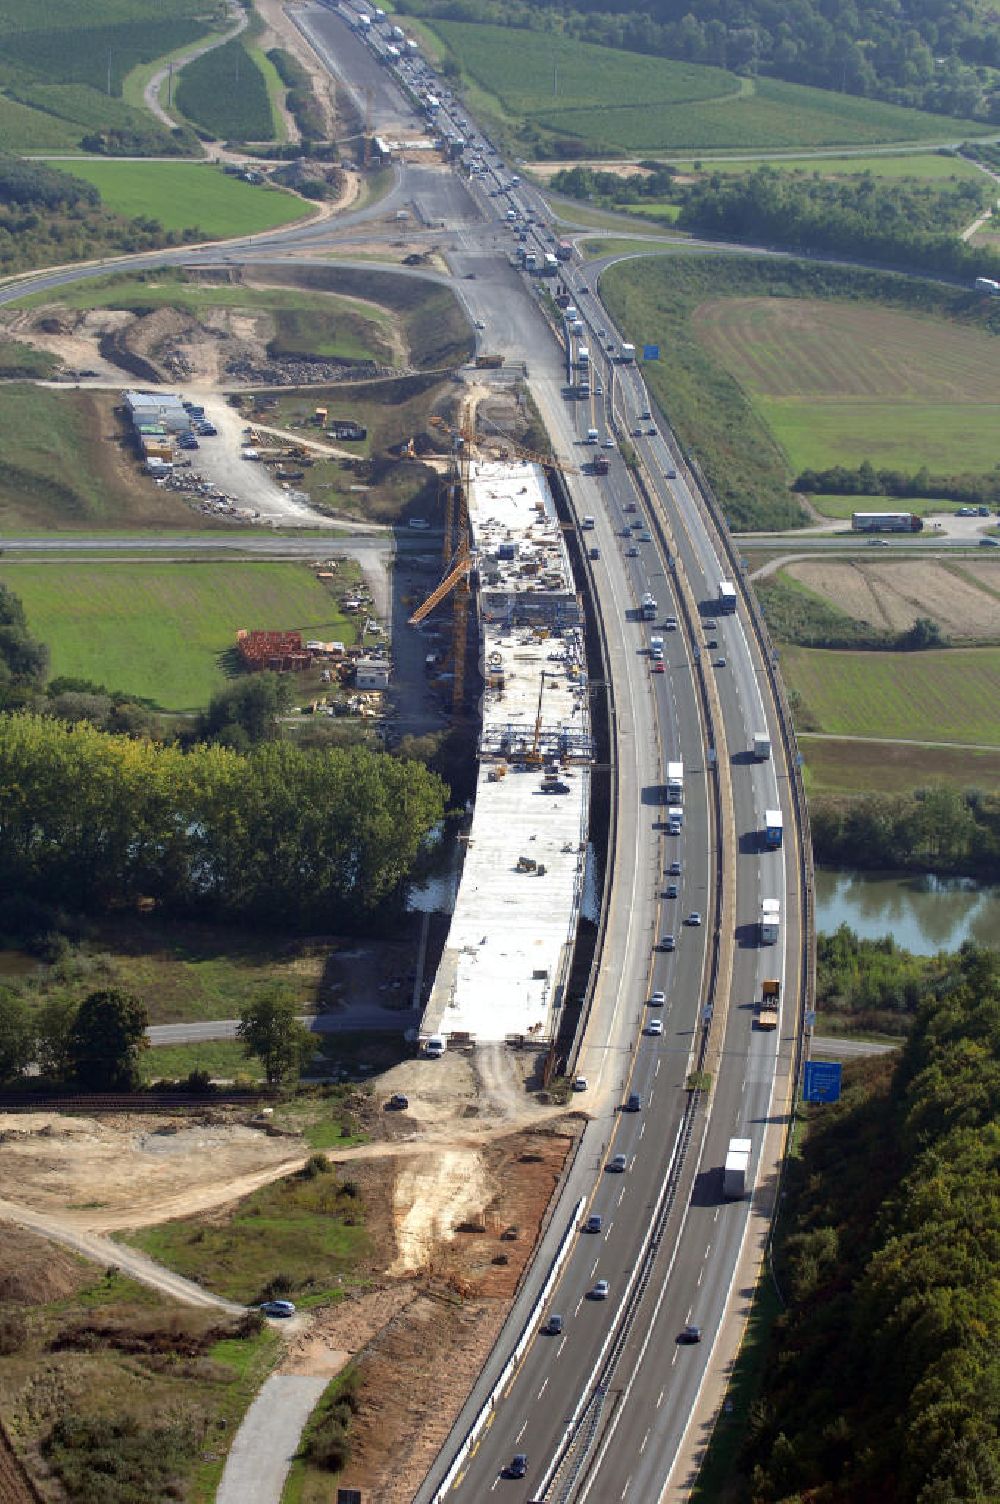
[143,1039,265,1084]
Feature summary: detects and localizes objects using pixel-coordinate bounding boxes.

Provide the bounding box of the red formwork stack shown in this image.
[236,629,311,672]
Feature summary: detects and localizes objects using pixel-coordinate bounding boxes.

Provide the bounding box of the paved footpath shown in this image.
[216,1373,329,1504]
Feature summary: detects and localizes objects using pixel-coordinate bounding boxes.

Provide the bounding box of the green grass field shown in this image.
[800,735,1000,793]
[673,150,984,180]
[122,1161,371,1306]
[758,399,1000,473]
[433,22,988,153]
[805,494,965,519]
[782,645,1000,744]
[694,297,1000,473]
[0,562,356,711]
[143,1040,265,1083]
[47,161,307,237]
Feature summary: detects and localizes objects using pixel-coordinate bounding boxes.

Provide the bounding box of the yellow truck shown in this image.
[757,979,780,1030]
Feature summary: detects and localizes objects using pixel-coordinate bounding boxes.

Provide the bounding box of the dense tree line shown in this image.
[747,945,1000,1502]
[676,169,1000,280]
[811,786,1000,878]
[816,925,952,1033]
[552,162,1000,281]
[0,714,446,931]
[0,583,48,708]
[402,0,1000,122]
[795,460,1000,506]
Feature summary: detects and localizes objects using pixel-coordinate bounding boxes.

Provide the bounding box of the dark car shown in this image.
[680,1323,702,1344]
[387,1093,409,1110]
[624,1091,642,1112]
[584,1213,603,1233]
[507,1454,528,1479]
[664,882,678,899]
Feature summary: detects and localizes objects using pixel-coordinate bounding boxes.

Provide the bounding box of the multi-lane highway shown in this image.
[289,10,804,1498]
[0,13,807,1496]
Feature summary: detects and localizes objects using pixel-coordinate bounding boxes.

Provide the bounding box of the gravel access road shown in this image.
[215,1373,331,1504]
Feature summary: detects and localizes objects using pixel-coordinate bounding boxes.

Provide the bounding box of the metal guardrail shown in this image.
[429,1198,586,1503]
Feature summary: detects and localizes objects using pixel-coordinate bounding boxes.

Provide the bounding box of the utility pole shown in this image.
[167,61,174,111]
[107,48,112,96]
[553,62,558,97]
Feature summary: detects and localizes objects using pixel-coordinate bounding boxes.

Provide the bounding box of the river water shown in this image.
[814,869,1000,955]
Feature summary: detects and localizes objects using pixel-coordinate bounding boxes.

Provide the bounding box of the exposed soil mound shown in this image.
[0,1223,84,1305]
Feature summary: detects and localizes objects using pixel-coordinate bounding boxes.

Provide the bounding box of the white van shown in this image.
[586,428,599,444]
[425,1036,446,1058]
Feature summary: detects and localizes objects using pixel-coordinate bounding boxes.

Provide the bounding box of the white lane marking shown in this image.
[591,1259,599,1277]
[620,1479,631,1499]
[606,1220,614,1236]
[618,1186,626,1204]
[575,1298,583,1316]
[697,1267,704,1286]
[639,1122,646,1140]
[557,1337,567,1358]
[657,1389,665,1409]
[655,1059,661,1076]
[515,1420,527,1443]
[640,1430,650,1455]
[538,1377,549,1399]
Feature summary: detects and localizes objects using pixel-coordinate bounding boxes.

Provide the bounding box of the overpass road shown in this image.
[0,15,807,1498]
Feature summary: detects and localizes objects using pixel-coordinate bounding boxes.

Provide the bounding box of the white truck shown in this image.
[577,344,590,368]
[760,898,780,944]
[619,342,636,362]
[723,1138,752,1198]
[649,635,664,660]
[665,760,683,800]
[667,805,683,834]
[752,731,771,761]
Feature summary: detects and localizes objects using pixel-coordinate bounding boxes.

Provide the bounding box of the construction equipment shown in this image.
[409,543,472,626]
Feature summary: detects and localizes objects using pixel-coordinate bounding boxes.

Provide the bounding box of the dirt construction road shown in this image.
[0,1197,244,1312]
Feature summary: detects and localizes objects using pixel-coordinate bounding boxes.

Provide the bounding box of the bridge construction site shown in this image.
[418,456,593,1047]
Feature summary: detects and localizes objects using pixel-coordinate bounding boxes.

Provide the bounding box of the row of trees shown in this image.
[795,460,1000,506]
[0,984,310,1092]
[403,0,1000,121]
[811,786,1000,876]
[0,714,447,931]
[746,944,1000,1502]
[267,48,326,141]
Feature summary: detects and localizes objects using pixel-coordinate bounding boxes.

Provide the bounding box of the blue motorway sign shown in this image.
[643,344,660,361]
[803,1060,842,1103]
